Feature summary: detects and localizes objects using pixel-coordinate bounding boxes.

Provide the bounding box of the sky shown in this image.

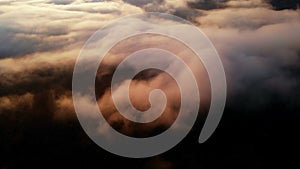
[0,0,300,168]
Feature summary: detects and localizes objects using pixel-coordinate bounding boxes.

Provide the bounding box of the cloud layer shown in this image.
[0,0,300,168]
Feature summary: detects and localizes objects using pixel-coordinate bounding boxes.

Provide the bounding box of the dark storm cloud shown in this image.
[122,0,225,11]
[269,0,300,10]
[172,7,203,20]
[187,0,227,10]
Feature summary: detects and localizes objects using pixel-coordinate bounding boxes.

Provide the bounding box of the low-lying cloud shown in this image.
[0,0,299,167]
